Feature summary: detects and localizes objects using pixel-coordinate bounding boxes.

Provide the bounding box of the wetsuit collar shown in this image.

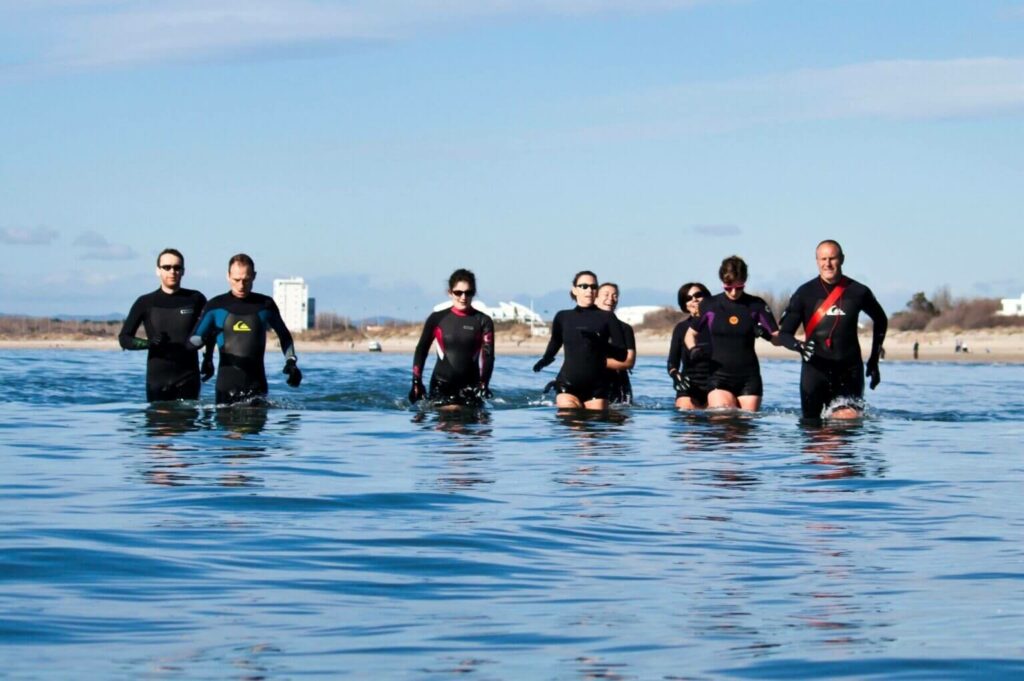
[450,306,471,317]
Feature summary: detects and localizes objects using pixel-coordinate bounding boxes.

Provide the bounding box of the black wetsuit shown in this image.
[779,276,888,419]
[667,316,712,403]
[606,317,635,405]
[695,292,778,397]
[190,292,296,404]
[118,288,208,401]
[413,307,495,406]
[537,306,626,402]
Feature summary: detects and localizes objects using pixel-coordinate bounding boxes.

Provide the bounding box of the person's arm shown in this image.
[863,288,887,389]
[188,303,217,349]
[606,322,635,370]
[667,322,685,375]
[265,300,296,360]
[533,312,563,371]
[118,296,149,350]
[193,293,215,381]
[479,315,495,388]
[412,312,440,381]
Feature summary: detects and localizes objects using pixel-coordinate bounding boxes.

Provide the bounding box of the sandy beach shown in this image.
[3,328,1023,363]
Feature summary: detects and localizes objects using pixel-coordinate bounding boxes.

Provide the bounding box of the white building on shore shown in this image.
[998,293,1024,316]
[273,277,310,332]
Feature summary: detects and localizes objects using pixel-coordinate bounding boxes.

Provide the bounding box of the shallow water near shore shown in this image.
[2,350,1023,679]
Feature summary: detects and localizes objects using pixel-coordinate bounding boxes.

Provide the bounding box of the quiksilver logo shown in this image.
[825,305,846,316]
[233,321,252,332]
[179,309,191,315]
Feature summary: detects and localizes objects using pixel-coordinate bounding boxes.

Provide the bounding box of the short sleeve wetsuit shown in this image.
[536,306,626,402]
[696,292,778,397]
[779,276,887,419]
[412,307,495,405]
[606,317,635,405]
[667,316,712,402]
[118,288,208,401]
[190,292,296,404]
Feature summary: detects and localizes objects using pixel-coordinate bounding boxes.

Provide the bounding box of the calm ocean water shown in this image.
[1,349,1023,680]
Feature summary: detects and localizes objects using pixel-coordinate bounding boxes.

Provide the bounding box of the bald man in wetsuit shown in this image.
[119,248,214,401]
[189,253,302,404]
[779,240,887,420]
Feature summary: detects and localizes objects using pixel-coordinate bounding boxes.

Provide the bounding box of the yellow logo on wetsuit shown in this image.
[728,315,739,325]
[232,321,252,332]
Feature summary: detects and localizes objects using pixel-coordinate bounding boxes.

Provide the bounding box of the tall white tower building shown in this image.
[273,277,309,332]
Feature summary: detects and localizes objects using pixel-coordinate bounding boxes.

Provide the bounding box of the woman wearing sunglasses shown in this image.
[409,268,495,408]
[596,282,636,405]
[667,281,712,410]
[684,256,779,411]
[533,270,627,410]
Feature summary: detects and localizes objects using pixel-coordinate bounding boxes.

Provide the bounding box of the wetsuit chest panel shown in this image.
[222,311,266,358]
[149,304,200,344]
[434,313,485,383]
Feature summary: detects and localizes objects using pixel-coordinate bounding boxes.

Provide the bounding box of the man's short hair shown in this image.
[816,239,844,257]
[156,248,184,267]
[228,253,255,272]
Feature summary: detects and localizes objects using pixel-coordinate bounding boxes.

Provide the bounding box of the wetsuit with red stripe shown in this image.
[413,307,495,403]
[779,276,887,419]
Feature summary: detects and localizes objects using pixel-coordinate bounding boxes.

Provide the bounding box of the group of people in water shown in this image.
[120,239,888,421]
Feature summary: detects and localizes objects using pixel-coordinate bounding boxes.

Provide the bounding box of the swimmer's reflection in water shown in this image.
[410,410,494,490]
[670,410,758,453]
[140,403,208,486]
[800,420,886,480]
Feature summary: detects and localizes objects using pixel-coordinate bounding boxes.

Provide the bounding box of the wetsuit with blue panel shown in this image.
[535,306,627,402]
[695,292,778,397]
[779,276,887,419]
[190,292,297,404]
[412,307,495,406]
[119,288,210,401]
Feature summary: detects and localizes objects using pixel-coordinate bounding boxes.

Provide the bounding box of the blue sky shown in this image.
[2,0,1023,320]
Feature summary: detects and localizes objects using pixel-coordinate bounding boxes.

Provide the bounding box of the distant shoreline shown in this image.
[3,328,1024,364]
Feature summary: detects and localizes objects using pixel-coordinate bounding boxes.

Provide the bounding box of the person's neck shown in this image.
[160,285,180,295]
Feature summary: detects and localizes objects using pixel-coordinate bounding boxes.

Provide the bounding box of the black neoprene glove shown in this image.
[533,357,553,373]
[866,359,881,390]
[670,370,689,394]
[409,376,426,403]
[200,353,215,382]
[283,358,302,388]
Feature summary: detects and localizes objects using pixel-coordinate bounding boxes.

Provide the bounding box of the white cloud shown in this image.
[2,0,717,70]
[0,226,59,245]
[73,230,138,260]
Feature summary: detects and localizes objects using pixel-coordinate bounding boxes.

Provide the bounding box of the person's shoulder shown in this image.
[793,277,820,295]
[177,287,205,300]
[205,292,234,307]
[745,293,769,306]
[133,289,160,305]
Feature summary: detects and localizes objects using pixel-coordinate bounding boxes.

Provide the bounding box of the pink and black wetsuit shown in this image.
[412,307,495,404]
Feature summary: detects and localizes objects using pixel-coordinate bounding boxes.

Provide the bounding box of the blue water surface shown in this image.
[1,350,1022,679]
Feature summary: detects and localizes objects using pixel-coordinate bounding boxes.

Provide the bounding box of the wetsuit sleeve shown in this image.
[189,303,218,349]
[480,315,495,387]
[193,293,214,360]
[265,299,296,359]
[623,323,636,352]
[862,288,888,363]
[118,296,149,350]
[667,322,685,374]
[778,290,805,335]
[538,311,564,365]
[412,312,441,379]
[605,315,629,362]
[753,298,779,335]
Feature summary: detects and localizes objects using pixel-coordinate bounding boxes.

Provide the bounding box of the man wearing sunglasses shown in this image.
[119,248,213,401]
[779,240,888,420]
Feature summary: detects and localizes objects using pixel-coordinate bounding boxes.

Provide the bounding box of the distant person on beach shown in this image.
[913,340,919,360]
[778,239,887,420]
[667,282,712,410]
[189,253,302,404]
[119,248,213,401]
[533,270,627,410]
[409,268,495,408]
[595,282,636,405]
[685,256,807,411]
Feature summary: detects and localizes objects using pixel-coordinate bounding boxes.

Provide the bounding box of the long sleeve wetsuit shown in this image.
[667,316,712,401]
[536,306,626,402]
[412,307,495,404]
[695,292,778,397]
[606,317,635,405]
[190,292,296,404]
[779,276,888,419]
[118,288,209,401]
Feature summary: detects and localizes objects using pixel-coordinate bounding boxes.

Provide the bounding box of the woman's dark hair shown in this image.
[718,255,747,284]
[677,282,711,312]
[598,282,618,295]
[570,270,598,301]
[448,268,476,292]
